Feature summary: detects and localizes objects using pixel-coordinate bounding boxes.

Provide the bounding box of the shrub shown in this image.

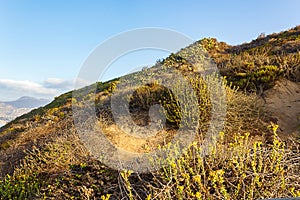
[231,65,283,92]
[120,124,300,199]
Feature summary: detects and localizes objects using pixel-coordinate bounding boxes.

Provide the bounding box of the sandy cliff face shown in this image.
[262,79,300,135]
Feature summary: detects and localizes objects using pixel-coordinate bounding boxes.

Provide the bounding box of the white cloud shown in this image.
[44,78,74,90]
[0,78,94,101]
[44,78,93,90]
[0,79,58,95]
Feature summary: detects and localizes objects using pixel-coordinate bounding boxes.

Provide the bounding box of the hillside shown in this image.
[200,26,300,90]
[196,26,300,135]
[0,26,299,199]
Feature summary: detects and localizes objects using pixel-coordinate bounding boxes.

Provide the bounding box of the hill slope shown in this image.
[0,26,299,199]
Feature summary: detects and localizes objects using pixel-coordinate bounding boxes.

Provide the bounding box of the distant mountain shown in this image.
[0,96,50,126]
[1,96,50,109]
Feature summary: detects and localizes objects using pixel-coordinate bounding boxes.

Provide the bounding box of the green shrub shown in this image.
[119,124,300,199]
[230,65,283,92]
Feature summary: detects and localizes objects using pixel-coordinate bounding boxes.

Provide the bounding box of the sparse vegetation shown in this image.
[0,26,299,199]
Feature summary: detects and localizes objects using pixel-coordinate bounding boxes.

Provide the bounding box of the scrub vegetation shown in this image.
[0,26,299,199]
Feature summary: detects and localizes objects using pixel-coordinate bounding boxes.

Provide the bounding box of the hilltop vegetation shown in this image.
[199,26,300,92]
[0,26,299,199]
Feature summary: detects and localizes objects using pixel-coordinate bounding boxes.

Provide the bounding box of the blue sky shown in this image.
[0,0,300,101]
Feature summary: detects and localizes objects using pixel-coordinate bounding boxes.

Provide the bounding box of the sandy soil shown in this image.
[262,79,300,136]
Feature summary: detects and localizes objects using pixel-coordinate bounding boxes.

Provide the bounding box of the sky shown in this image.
[0,0,300,101]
